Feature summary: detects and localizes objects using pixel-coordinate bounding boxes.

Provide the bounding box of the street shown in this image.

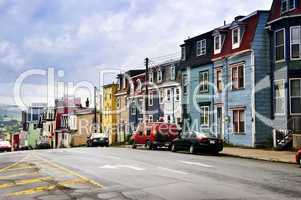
[0,147,300,200]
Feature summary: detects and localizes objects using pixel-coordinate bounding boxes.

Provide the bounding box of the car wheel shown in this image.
[132,142,137,149]
[171,144,177,152]
[189,144,195,154]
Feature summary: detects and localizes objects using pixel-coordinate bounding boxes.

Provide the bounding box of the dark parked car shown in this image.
[36,142,51,149]
[87,133,109,147]
[296,149,301,167]
[170,131,223,154]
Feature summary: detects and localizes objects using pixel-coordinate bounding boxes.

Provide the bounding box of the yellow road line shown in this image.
[8,178,86,196]
[0,177,52,189]
[34,154,103,188]
[0,154,31,173]
[0,172,39,179]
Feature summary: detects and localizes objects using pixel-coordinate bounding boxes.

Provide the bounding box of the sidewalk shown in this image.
[222,147,296,164]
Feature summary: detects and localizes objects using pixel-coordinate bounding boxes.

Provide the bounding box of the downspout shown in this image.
[251,50,256,148]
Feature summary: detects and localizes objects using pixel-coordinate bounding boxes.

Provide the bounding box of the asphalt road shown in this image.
[0,147,300,200]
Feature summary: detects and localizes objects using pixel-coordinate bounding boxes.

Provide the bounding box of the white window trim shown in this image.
[290,78,301,115]
[232,108,245,134]
[214,35,222,54]
[166,89,171,102]
[281,0,296,14]
[199,71,209,93]
[157,69,163,83]
[232,28,241,49]
[159,90,164,104]
[196,39,206,56]
[216,68,223,93]
[122,76,126,89]
[149,72,153,83]
[274,79,286,116]
[290,26,301,60]
[200,106,210,127]
[137,79,142,92]
[275,28,286,63]
[230,63,245,91]
[170,65,176,80]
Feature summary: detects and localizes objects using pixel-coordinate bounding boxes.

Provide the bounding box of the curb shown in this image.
[221,153,296,164]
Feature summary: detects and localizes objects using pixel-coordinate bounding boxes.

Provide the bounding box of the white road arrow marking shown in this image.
[180,161,213,168]
[99,165,145,171]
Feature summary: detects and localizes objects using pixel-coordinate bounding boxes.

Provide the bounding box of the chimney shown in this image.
[85,98,90,108]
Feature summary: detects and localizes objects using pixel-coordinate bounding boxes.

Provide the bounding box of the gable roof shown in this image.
[212,11,267,60]
[267,0,301,24]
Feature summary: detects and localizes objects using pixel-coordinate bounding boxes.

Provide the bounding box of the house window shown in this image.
[167,89,171,102]
[157,69,163,83]
[131,105,136,115]
[275,29,285,62]
[274,80,285,115]
[290,79,301,115]
[182,74,188,95]
[137,79,142,92]
[290,26,301,59]
[159,90,164,104]
[122,76,126,89]
[117,78,121,90]
[199,71,209,93]
[149,72,153,83]
[281,0,296,14]
[170,65,176,80]
[149,115,153,122]
[181,46,186,61]
[196,39,206,56]
[175,88,180,101]
[231,64,244,90]
[214,35,222,54]
[233,109,245,133]
[216,68,223,93]
[200,106,209,127]
[232,28,240,49]
[148,93,153,106]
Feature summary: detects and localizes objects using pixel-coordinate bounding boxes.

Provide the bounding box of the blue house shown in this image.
[180,31,215,134]
[212,11,272,147]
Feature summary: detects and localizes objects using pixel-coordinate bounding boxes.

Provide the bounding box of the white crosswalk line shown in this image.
[180,161,213,168]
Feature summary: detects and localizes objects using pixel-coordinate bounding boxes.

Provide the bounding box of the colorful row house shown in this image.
[267,0,301,135]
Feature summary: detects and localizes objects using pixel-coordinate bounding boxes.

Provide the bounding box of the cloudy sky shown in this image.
[0,0,272,108]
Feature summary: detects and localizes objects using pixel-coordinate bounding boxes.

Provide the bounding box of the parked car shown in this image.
[0,140,11,152]
[87,133,109,147]
[36,142,51,149]
[296,149,301,167]
[131,122,179,150]
[170,131,223,154]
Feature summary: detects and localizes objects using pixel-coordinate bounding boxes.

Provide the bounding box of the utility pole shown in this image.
[145,58,149,122]
[94,86,97,133]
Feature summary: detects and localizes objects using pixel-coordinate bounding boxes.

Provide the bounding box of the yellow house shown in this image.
[102,83,118,145]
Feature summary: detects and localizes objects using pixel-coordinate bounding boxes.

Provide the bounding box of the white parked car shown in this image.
[0,140,11,152]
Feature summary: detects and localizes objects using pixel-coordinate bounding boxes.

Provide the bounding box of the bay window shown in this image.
[275,29,285,62]
[290,79,301,115]
[290,26,301,59]
[233,109,245,134]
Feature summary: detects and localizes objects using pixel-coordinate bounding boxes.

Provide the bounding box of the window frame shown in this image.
[170,65,176,80]
[200,106,210,127]
[232,28,241,49]
[274,79,286,116]
[290,78,301,115]
[182,74,188,95]
[116,97,121,109]
[214,34,222,54]
[275,28,286,63]
[281,0,296,14]
[148,93,153,106]
[137,79,142,92]
[290,26,301,60]
[149,71,154,83]
[196,39,206,56]
[231,63,245,91]
[159,90,164,104]
[216,68,223,93]
[157,69,163,83]
[232,109,245,134]
[199,70,209,93]
[175,88,180,101]
[181,46,186,61]
[166,89,171,102]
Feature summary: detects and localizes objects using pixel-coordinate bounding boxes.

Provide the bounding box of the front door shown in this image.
[217,107,223,139]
